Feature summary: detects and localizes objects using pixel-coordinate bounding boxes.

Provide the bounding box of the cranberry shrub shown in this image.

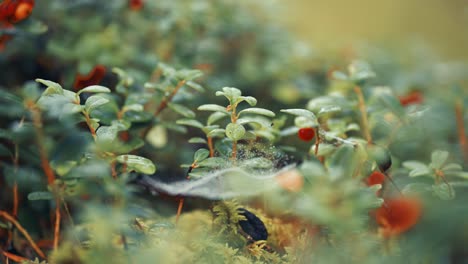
[0,1,467,263]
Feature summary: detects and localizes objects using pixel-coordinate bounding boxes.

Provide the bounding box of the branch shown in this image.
[0,211,47,259]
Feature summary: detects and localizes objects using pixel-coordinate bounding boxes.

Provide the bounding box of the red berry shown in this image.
[366,171,385,186]
[398,91,423,106]
[298,127,315,141]
[375,197,422,237]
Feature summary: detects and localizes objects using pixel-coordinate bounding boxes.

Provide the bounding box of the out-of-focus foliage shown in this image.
[0,1,467,264]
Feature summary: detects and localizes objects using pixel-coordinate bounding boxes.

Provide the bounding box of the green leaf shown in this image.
[176,119,204,129]
[0,89,22,104]
[217,87,242,103]
[188,137,207,144]
[378,92,405,117]
[207,128,226,138]
[198,104,228,114]
[186,81,204,92]
[225,123,245,141]
[77,85,111,95]
[176,69,203,81]
[431,150,449,169]
[85,95,110,111]
[442,163,463,172]
[168,103,196,118]
[35,79,63,95]
[243,131,257,140]
[432,184,455,200]
[281,109,317,121]
[194,148,210,162]
[198,157,227,168]
[452,171,468,179]
[28,191,54,201]
[207,112,228,125]
[294,116,318,128]
[122,104,144,112]
[238,108,275,117]
[116,155,156,174]
[240,96,257,106]
[402,183,431,195]
[331,71,349,81]
[317,106,341,117]
[348,60,376,83]
[96,125,118,145]
[409,168,432,177]
[237,117,270,127]
[402,161,429,171]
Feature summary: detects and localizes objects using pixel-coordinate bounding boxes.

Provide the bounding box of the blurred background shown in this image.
[283,0,467,60]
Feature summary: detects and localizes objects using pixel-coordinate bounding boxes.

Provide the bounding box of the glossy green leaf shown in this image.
[225,123,245,141]
[116,155,156,174]
[168,103,196,118]
[36,79,63,95]
[77,85,111,95]
[188,137,207,144]
[238,107,275,117]
[85,95,110,111]
[198,157,227,168]
[28,191,54,201]
[207,128,226,138]
[207,112,228,125]
[431,150,449,169]
[281,109,317,121]
[185,81,204,92]
[176,119,204,129]
[122,104,144,112]
[194,148,210,162]
[198,104,228,114]
[240,96,257,106]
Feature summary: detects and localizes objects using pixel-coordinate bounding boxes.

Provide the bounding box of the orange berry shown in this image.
[276,169,304,192]
[12,2,33,23]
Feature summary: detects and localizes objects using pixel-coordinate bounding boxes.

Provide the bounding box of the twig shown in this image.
[314,131,320,156]
[83,111,97,140]
[175,198,184,224]
[53,198,61,250]
[154,80,186,117]
[455,100,468,163]
[26,100,56,185]
[207,137,214,157]
[2,251,29,263]
[354,86,372,144]
[12,144,19,217]
[0,211,47,259]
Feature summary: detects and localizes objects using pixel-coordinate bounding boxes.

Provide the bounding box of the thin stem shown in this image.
[83,111,97,141]
[154,80,186,117]
[231,141,237,161]
[455,100,468,163]
[0,211,47,259]
[12,145,19,217]
[26,100,55,185]
[207,136,214,157]
[175,198,184,224]
[111,160,118,179]
[62,199,80,245]
[354,86,372,144]
[2,251,29,263]
[435,169,454,197]
[230,104,238,162]
[53,198,61,250]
